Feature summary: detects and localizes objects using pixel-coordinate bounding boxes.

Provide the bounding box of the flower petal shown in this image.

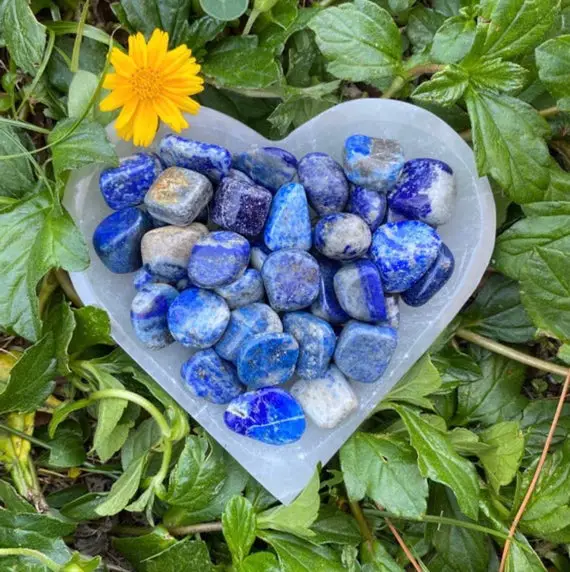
[128,32,147,68]
[147,29,169,68]
[110,48,137,77]
[163,93,201,114]
[102,73,129,90]
[161,46,192,75]
[133,100,158,147]
[115,98,139,130]
[99,87,133,111]
[153,96,189,132]
[117,120,134,142]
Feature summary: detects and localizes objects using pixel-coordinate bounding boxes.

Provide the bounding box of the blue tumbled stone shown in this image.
[282,312,336,380]
[402,243,455,306]
[384,294,400,328]
[250,244,271,271]
[215,303,282,363]
[226,168,254,184]
[298,152,349,215]
[310,256,350,325]
[334,259,386,323]
[262,249,320,311]
[100,153,163,210]
[181,349,243,404]
[133,266,160,291]
[159,134,232,183]
[224,387,306,445]
[215,268,265,309]
[386,208,409,223]
[347,186,387,232]
[168,287,230,349]
[130,284,178,349]
[369,221,442,293]
[334,321,398,383]
[188,231,251,289]
[343,134,404,193]
[93,207,152,273]
[264,183,312,251]
[314,213,371,261]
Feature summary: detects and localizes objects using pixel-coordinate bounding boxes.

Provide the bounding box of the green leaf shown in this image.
[407,6,447,52]
[340,432,428,518]
[69,306,114,355]
[121,418,161,470]
[222,496,256,565]
[44,419,86,468]
[359,539,403,572]
[184,15,225,55]
[536,35,570,111]
[268,96,337,136]
[310,505,361,546]
[62,553,101,572]
[60,492,108,521]
[521,399,570,457]
[42,300,75,375]
[431,15,476,64]
[411,65,468,107]
[0,480,34,513]
[68,70,101,120]
[200,0,248,21]
[0,126,36,199]
[431,346,481,390]
[466,59,529,94]
[308,0,402,82]
[434,0,465,16]
[143,538,212,571]
[241,552,281,572]
[112,527,177,569]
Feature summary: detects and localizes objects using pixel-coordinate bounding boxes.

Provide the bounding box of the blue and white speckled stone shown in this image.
[384,294,400,328]
[237,332,299,388]
[347,186,387,232]
[298,152,349,215]
[93,207,152,273]
[144,167,213,226]
[133,266,160,291]
[369,221,442,293]
[141,223,208,281]
[215,303,283,363]
[311,256,350,325]
[402,243,455,306]
[386,208,409,223]
[188,231,251,289]
[388,159,456,226]
[215,269,265,309]
[262,249,320,311]
[224,387,306,445]
[233,146,298,193]
[130,284,178,349]
[334,321,398,383]
[159,135,232,183]
[250,244,271,271]
[343,135,404,193]
[181,349,243,404]
[264,183,311,251]
[282,312,336,380]
[226,168,254,184]
[167,287,230,349]
[334,259,386,323]
[314,213,371,261]
[100,153,163,210]
[291,365,358,429]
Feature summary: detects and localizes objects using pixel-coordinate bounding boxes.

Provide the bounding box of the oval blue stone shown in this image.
[310,256,350,325]
[215,268,265,309]
[347,186,387,232]
[313,213,371,261]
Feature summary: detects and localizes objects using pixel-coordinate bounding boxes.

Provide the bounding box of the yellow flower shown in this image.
[100,29,204,147]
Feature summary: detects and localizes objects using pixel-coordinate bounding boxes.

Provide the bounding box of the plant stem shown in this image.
[408,63,445,77]
[0,423,52,450]
[169,522,224,535]
[0,549,60,571]
[242,8,261,36]
[0,118,51,134]
[55,268,83,307]
[349,501,374,545]
[382,64,444,99]
[381,77,406,100]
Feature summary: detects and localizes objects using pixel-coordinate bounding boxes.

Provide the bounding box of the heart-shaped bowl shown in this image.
[65,99,495,503]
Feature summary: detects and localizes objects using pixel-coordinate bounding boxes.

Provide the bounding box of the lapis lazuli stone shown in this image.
[388,159,456,226]
[343,135,404,193]
[181,349,243,404]
[264,183,312,251]
[311,256,350,325]
[93,207,152,273]
[226,168,254,184]
[369,221,442,293]
[176,278,190,291]
[159,135,232,184]
[402,243,455,306]
[386,208,409,223]
[130,284,178,349]
[334,259,386,323]
[347,186,387,232]
[334,321,398,383]
[133,266,160,291]
[233,146,298,193]
[188,231,251,289]
[215,268,265,309]
[298,152,349,215]
[211,177,273,238]
[100,153,162,210]
[262,249,320,311]
[215,303,283,363]
[384,294,400,328]
[168,287,230,349]
[224,387,306,445]
[237,332,299,388]
[314,213,371,261]
[282,312,336,380]
[250,244,270,271]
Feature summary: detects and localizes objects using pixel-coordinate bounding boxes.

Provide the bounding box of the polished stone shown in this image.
[313,213,371,260]
[310,256,350,325]
[226,168,254,184]
[250,244,271,271]
[347,186,387,232]
[215,269,265,309]
[133,266,160,291]
[384,294,400,328]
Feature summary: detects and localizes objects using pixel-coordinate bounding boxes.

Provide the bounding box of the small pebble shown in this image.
[168,287,230,349]
[282,312,336,380]
[291,365,358,429]
[133,266,160,291]
[314,213,371,260]
[384,295,400,328]
[188,231,250,289]
[215,269,265,309]
[311,256,350,325]
[224,387,306,445]
[144,167,213,226]
[347,186,387,232]
[181,349,243,404]
[250,244,270,271]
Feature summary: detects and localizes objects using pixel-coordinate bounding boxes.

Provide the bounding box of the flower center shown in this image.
[130,68,162,100]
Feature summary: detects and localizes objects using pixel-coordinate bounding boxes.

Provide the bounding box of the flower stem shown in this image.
[349,501,374,545]
[382,64,444,99]
[168,522,224,535]
[55,268,83,307]
[0,423,51,450]
[242,8,261,36]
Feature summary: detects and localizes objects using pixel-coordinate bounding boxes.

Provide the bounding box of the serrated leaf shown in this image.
[121,418,161,470]
[42,300,75,375]
[222,496,256,565]
[407,6,447,52]
[69,306,114,355]
[269,96,337,136]
[536,35,570,111]
[360,538,403,571]
[143,538,212,572]
[0,126,36,199]
[431,346,481,390]
[412,65,468,107]
[241,552,281,572]
[310,505,361,546]
[44,419,86,468]
[521,400,570,457]
[431,15,476,63]
[466,59,529,94]
[184,15,225,55]
[112,527,176,569]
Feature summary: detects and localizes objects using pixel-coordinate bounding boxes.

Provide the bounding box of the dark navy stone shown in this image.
[224,387,306,445]
[130,284,178,349]
[237,332,299,388]
[188,231,251,289]
[100,153,162,210]
[369,221,442,293]
[262,249,320,311]
[181,349,243,404]
[283,312,336,380]
[250,244,271,271]
[334,321,398,383]
[310,256,350,325]
[93,207,152,273]
[298,152,349,215]
[133,266,159,291]
[263,183,311,251]
[313,213,371,260]
[334,259,386,323]
[402,243,455,306]
[343,135,404,192]
[215,268,265,309]
[347,186,387,232]
[159,134,232,183]
[167,287,230,349]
